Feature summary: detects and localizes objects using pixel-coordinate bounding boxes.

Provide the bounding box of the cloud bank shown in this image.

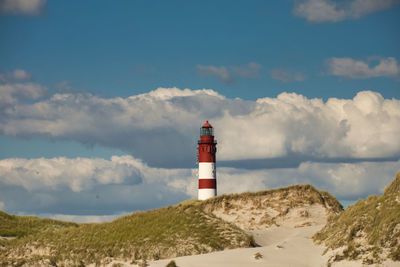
[0,155,398,220]
[0,156,143,192]
[293,0,399,23]
[1,72,399,220]
[0,155,193,216]
[1,76,400,167]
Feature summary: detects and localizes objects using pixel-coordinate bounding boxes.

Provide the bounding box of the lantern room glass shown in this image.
[200,127,213,136]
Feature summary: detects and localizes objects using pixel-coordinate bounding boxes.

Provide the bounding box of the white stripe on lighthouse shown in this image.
[199,162,216,179]
[198,162,216,200]
[198,189,216,200]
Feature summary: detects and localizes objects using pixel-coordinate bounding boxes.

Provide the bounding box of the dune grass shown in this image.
[0,211,77,238]
[200,184,343,214]
[1,204,253,266]
[314,171,400,264]
[0,183,343,266]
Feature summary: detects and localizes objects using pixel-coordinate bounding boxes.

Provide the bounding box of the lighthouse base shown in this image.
[198,189,216,200]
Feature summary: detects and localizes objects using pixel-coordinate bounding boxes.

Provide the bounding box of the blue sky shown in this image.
[2,0,399,100]
[0,0,399,222]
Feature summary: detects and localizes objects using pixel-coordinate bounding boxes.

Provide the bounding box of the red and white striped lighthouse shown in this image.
[198,120,217,200]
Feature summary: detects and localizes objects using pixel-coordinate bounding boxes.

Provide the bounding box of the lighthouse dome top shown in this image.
[202,120,213,128]
[200,120,214,137]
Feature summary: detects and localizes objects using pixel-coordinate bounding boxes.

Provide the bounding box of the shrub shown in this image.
[165,260,177,267]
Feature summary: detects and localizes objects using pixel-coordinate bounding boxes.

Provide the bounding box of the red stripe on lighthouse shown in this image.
[198,152,215,162]
[199,179,216,189]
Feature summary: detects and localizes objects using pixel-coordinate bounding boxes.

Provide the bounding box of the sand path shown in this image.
[148,225,329,267]
[145,225,400,267]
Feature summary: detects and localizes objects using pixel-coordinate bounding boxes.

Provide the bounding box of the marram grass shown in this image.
[0,203,253,266]
[314,171,400,264]
[0,183,344,266]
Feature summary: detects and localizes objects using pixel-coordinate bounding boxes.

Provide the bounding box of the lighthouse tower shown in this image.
[198,120,217,200]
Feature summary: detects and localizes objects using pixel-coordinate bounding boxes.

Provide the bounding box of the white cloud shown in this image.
[197,62,262,84]
[0,82,47,106]
[0,155,193,216]
[231,62,262,78]
[0,69,33,84]
[0,156,143,192]
[0,0,47,16]
[0,69,45,106]
[0,155,398,217]
[294,0,345,23]
[326,57,400,79]
[270,69,306,82]
[293,0,399,23]
[1,87,400,167]
[219,160,399,200]
[217,90,400,160]
[187,161,399,201]
[350,0,398,18]
[0,201,4,210]
[197,65,235,84]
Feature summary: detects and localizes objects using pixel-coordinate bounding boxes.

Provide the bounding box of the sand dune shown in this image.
[147,225,327,267]
[145,224,399,267]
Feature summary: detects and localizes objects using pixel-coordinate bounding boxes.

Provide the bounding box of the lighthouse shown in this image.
[198,120,217,200]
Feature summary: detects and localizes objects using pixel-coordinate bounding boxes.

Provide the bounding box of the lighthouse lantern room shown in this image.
[198,120,217,200]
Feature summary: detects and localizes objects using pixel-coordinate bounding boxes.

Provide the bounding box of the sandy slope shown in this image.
[143,204,332,266]
[144,225,399,267]
[106,195,400,267]
[147,225,327,267]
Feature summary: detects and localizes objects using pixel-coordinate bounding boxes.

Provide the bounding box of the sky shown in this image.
[0,0,399,222]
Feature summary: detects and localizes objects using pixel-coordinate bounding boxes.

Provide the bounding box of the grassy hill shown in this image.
[0,183,343,267]
[201,184,343,214]
[0,203,254,266]
[201,184,343,230]
[313,171,400,265]
[0,211,77,238]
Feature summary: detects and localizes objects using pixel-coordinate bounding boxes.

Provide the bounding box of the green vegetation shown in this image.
[314,171,400,264]
[0,203,253,266]
[0,183,344,266]
[165,260,177,267]
[201,184,343,214]
[0,211,77,238]
[254,252,263,259]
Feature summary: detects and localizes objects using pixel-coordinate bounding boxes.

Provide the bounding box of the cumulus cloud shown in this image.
[0,155,193,216]
[0,82,47,106]
[326,57,400,79]
[0,0,47,16]
[0,156,143,192]
[217,160,400,200]
[0,86,249,167]
[0,69,33,84]
[217,90,400,161]
[197,62,262,84]
[0,69,46,106]
[293,0,399,23]
[1,86,400,167]
[171,160,400,201]
[0,155,398,219]
[270,69,306,82]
